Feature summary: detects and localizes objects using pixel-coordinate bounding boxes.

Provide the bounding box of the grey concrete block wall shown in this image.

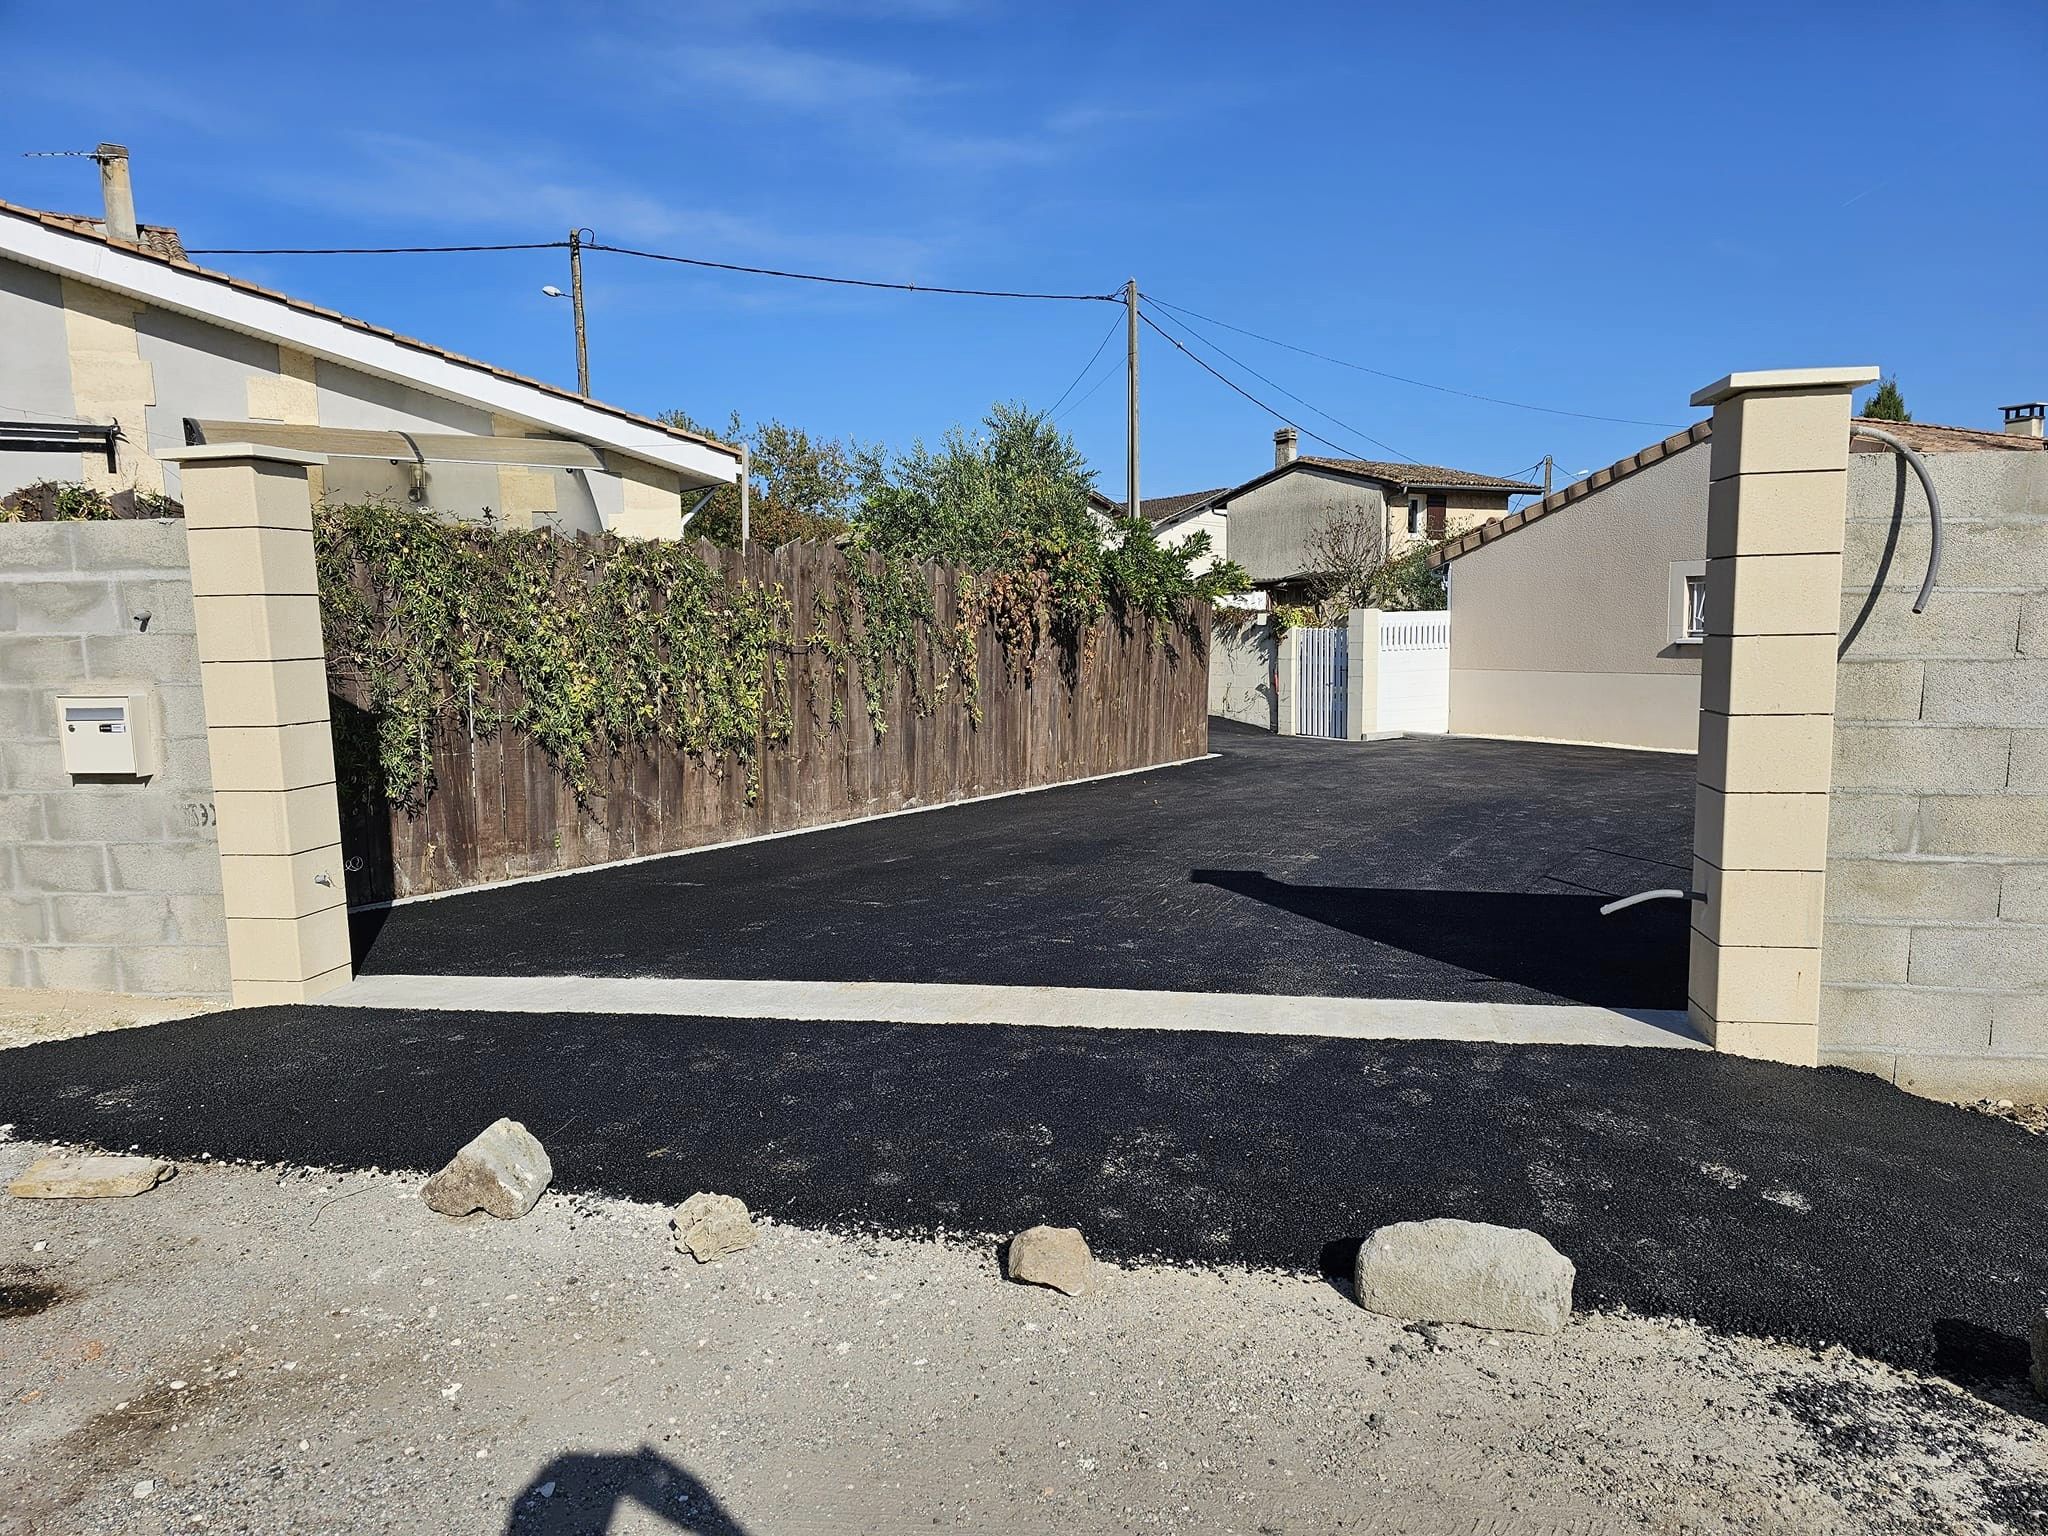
[1822,449,2048,1096]
[0,520,229,997]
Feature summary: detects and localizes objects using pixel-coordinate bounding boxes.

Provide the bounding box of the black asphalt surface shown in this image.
[353,722,1696,1007]
[5,1006,2044,1382]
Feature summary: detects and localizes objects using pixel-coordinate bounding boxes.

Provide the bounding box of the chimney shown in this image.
[2002,402,2046,440]
[96,143,137,245]
[1273,426,1299,467]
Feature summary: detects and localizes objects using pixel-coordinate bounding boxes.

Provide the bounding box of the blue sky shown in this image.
[3,1,2042,500]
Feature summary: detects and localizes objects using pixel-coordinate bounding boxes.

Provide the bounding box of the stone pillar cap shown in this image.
[159,442,328,467]
[1690,367,1880,409]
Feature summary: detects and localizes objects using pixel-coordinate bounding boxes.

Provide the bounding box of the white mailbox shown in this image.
[56,694,159,778]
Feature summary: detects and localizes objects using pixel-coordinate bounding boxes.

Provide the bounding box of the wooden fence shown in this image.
[333,539,1211,904]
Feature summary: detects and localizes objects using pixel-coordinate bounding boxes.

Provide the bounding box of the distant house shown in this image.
[1105,428,1539,603]
[1428,410,2045,751]
[0,159,739,538]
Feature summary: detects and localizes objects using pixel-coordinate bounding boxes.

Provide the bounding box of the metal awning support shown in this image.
[0,419,118,470]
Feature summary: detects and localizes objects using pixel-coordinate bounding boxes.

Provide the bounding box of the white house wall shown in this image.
[1225,467,1390,585]
[1446,442,1708,751]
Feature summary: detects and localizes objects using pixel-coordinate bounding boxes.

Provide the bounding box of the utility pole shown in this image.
[1542,454,1553,497]
[568,228,591,397]
[1125,278,1140,522]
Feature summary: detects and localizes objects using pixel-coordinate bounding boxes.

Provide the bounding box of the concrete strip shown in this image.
[318,974,1705,1049]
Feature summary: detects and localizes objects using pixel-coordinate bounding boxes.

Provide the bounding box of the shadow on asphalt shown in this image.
[4,1003,2046,1408]
[1191,870,1688,1009]
[504,1446,747,1533]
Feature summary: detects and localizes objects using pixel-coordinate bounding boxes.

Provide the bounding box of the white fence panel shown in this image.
[1295,625,1348,738]
[1376,612,1449,733]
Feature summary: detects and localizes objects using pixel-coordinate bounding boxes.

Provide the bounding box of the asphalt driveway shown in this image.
[4,1004,2044,1382]
[352,722,1696,1008]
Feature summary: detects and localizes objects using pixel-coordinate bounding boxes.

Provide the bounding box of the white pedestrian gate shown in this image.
[1376,611,1450,733]
[1295,625,1348,738]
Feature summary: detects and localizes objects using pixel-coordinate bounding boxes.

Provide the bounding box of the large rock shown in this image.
[1005,1225,1093,1296]
[672,1192,757,1262]
[421,1118,552,1219]
[8,1154,175,1199]
[1354,1218,1574,1335]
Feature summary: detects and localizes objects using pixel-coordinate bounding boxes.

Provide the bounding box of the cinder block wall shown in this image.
[0,520,230,996]
[1822,449,2048,1096]
[1209,618,1277,730]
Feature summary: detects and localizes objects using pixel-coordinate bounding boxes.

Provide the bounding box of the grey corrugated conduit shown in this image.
[1849,424,1943,615]
[1601,424,1946,923]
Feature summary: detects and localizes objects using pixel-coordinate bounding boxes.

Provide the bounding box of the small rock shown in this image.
[2031,1308,2048,1401]
[1005,1225,1093,1296]
[9,1154,175,1200]
[672,1192,757,1262]
[420,1119,551,1220]
[1354,1218,1574,1335]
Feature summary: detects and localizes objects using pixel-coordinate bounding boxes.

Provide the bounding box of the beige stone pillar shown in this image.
[1687,367,1877,1065]
[163,445,352,1005]
[1346,607,1381,738]
[1274,625,1300,736]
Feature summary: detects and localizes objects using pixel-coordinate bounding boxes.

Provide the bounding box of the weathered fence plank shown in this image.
[335,540,1210,902]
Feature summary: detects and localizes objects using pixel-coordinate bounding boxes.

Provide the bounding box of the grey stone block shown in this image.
[1918,795,2048,858]
[1993,993,2048,1055]
[1909,927,2048,991]
[0,524,78,572]
[16,843,107,893]
[1835,661,1923,722]
[82,632,201,684]
[1839,592,2021,661]
[1832,726,2011,794]
[159,737,217,797]
[44,791,166,844]
[1825,858,2000,921]
[158,684,208,741]
[0,792,46,842]
[30,945,119,991]
[169,892,228,944]
[0,895,49,944]
[0,739,69,792]
[107,842,223,896]
[0,633,87,683]
[0,685,52,741]
[159,793,220,845]
[0,948,23,988]
[1820,985,1995,1052]
[52,892,174,945]
[1921,661,2048,726]
[1820,922,1911,984]
[69,521,189,572]
[1826,792,1918,855]
[116,577,197,636]
[2021,596,2046,659]
[119,943,229,997]
[1843,519,2048,594]
[2003,866,2048,925]
[11,578,120,635]
[2011,731,2048,792]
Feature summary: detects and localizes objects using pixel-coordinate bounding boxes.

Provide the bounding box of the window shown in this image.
[1425,493,1448,537]
[1668,560,1708,644]
[1407,496,1424,536]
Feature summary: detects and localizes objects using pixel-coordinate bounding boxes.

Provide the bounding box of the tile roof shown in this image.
[1100,487,1232,525]
[1430,413,2044,568]
[1294,456,1544,494]
[34,209,187,261]
[0,197,738,462]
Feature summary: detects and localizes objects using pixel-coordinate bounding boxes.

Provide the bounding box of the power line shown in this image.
[1136,309,1380,463]
[585,243,1116,302]
[1052,353,1123,426]
[1046,311,1124,418]
[1143,292,1683,430]
[186,241,569,255]
[1141,304,1416,463]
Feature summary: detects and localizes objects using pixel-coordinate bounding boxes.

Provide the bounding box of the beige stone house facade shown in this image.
[0,196,741,537]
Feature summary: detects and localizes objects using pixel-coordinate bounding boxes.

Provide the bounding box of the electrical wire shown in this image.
[1137,310,1378,463]
[586,243,1116,302]
[1045,311,1125,418]
[1140,305,1415,463]
[185,242,570,255]
[1143,292,1683,430]
[1051,355,1123,426]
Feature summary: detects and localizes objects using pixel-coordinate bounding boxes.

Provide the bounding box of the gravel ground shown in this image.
[4,1139,2046,1536]
[0,989,209,1054]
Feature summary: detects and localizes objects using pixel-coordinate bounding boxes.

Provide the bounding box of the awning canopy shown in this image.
[182,418,606,472]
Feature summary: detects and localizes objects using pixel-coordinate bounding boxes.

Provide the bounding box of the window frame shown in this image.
[1668,559,1708,645]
